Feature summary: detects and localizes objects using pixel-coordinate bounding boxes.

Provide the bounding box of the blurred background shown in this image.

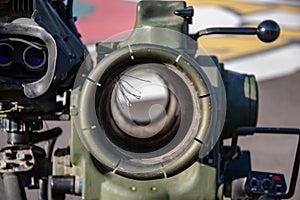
[1,0,300,199]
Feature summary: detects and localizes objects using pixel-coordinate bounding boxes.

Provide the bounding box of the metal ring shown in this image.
[74,43,218,179]
[23,46,46,71]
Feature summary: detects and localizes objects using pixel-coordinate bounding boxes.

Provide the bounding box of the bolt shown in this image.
[150,186,157,191]
[129,186,137,192]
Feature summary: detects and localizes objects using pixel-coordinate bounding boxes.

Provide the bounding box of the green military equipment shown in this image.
[54,1,297,200]
[1,1,299,200]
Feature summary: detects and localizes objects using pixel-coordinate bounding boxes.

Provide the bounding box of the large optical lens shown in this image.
[23,46,46,70]
[0,43,14,67]
[97,63,195,153]
[111,64,175,138]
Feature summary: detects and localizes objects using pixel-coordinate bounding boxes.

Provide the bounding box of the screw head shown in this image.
[129,186,137,192]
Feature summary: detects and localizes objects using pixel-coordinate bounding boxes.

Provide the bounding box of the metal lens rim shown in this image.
[76,43,214,179]
[23,46,46,70]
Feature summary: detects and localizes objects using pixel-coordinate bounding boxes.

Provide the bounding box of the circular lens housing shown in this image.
[0,43,14,67]
[73,43,223,180]
[23,46,46,71]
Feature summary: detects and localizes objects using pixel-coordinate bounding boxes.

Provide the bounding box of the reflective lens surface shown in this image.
[0,43,14,66]
[96,63,199,153]
[111,64,174,139]
[23,46,46,70]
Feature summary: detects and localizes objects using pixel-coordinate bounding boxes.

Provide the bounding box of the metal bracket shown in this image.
[0,147,35,173]
[224,127,300,199]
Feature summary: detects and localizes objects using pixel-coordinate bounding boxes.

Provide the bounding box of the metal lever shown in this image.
[191,20,280,43]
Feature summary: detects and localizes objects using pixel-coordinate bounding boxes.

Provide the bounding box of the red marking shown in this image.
[273,175,281,183]
[76,0,137,44]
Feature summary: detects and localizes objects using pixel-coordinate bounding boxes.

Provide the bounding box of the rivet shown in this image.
[129,186,137,192]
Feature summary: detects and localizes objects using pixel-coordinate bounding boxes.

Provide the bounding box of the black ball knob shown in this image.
[257,20,280,43]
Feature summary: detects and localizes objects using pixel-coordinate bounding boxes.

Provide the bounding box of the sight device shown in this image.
[0,1,299,200]
[0,0,86,199]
